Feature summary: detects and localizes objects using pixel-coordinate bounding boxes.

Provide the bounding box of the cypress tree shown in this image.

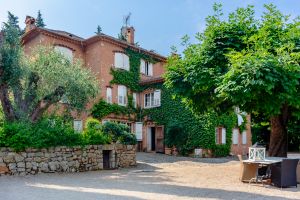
[95,25,102,35]
[36,10,46,27]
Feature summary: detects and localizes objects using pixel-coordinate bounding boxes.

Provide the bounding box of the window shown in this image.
[54,46,73,61]
[140,59,153,76]
[114,52,129,70]
[132,93,137,108]
[118,85,127,106]
[106,87,112,104]
[242,130,247,144]
[144,90,161,108]
[73,120,83,132]
[215,127,226,144]
[232,128,239,145]
[135,122,143,141]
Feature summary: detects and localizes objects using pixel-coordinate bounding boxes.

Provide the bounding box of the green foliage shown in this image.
[27,46,99,111]
[83,118,111,145]
[91,99,136,120]
[85,117,101,130]
[119,132,137,145]
[102,121,137,144]
[110,48,156,92]
[0,13,99,122]
[164,4,300,156]
[143,84,237,156]
[35,10,46,28]
[164,121,187,148]
[0,116,84,151]
[165,4,257,114]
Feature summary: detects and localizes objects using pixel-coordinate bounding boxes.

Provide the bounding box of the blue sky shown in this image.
[0,0,299,56]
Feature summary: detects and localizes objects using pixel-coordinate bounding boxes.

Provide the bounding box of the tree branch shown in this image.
[30,86,64,122]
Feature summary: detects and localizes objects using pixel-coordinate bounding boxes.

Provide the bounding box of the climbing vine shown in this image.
[142,83,239,156]
[110,48,156,91]
[92,48,241,157]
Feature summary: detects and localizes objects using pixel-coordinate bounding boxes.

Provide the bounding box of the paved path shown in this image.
[0,153,299,200]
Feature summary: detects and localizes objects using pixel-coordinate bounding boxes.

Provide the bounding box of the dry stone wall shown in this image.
[0,144,136,176]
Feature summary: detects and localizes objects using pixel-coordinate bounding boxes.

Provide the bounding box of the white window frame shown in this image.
[114,52,129,71]
[144,89,161,108]
[106,87,112,104]
[140,59,153,76]
[118,85,127,106]
[54,45,73,61]
[232,128,239,145]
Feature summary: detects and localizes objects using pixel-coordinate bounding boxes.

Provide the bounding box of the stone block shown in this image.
[15,154,24,162]
[17,162,25,168]
[0,166,9,174]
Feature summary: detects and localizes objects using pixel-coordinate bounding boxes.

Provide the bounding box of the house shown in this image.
[21,16,251,156]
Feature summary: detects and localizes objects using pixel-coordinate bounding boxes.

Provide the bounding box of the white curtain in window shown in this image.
[135,122,143,141]
[242,130,247,144]
[154,90,161,106]
[232,128,239,144]
[133,93,137,108]
[114,53,123,69]
[148,63,153,76]
[106,87,112,104]
[118,85,127,105]
[140,59,145,74]
[73,120,83,132]
[123,54,129,70]
[221,128,226,144]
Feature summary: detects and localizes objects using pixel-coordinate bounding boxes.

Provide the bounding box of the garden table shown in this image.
[242,157,284,184]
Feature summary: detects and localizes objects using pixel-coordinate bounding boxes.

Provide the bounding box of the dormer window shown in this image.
[54,45,73,61]
[140,59,153,76]
[114,52,129,71]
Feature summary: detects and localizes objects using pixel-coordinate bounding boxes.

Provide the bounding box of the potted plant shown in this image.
[164,121,186,156]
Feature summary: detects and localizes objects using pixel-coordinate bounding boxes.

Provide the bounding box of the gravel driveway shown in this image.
[0,152,299,200]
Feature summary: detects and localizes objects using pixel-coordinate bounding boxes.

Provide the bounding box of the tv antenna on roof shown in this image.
[123,12,131,27]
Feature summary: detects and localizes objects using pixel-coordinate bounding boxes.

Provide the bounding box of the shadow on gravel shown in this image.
[137,152,237,165]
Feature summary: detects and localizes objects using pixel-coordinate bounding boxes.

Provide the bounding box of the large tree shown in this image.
[165,4,300,157]
[0,12,98,123]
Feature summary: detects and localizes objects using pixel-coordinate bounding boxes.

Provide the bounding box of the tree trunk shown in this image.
[269,105,289,157]
[30,86,64,122]
[0,83,16,121]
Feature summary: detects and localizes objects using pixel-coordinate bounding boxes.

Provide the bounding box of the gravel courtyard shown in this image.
[0,152,299,200]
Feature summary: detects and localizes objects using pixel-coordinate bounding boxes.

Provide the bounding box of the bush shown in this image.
[119,132,137,145]
[102,121,137,144]
[0,117,84,151]
[164,121,187,148]
[85,118,101,130]
[83,118,111,145]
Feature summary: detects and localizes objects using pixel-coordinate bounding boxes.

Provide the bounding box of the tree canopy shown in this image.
[0,12,99,123]
[165,4,300,156]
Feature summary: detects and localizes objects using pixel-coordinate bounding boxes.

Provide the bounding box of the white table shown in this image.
[242,157,284,184]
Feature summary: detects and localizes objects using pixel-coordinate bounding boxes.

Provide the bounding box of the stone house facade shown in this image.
[21,16,251,156]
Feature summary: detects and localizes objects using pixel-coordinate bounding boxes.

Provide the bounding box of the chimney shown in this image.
[25,16,36,33]
[121,26,135,44]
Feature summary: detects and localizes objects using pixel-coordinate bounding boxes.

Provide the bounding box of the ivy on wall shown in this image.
[142,83,238,156]
[91,48,240,157]
[110,48,157,92]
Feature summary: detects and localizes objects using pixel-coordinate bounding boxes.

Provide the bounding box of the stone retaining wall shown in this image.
[0,144,136,176]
